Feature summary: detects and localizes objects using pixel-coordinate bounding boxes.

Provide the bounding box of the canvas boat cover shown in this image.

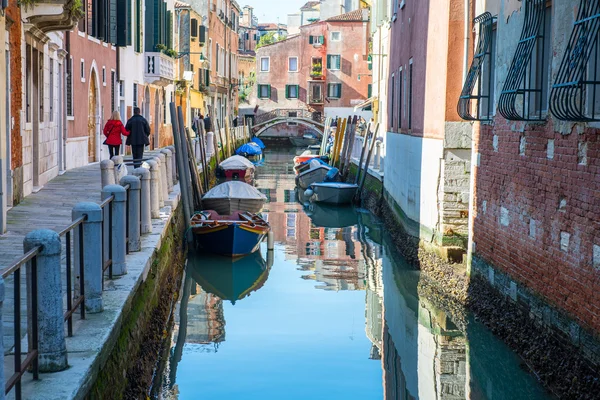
[203,181,267,200]
[311,182,358,189]
[236,142,263,156]
[220,155,256,171]
[251,137,266,149]
[309,159,329,169]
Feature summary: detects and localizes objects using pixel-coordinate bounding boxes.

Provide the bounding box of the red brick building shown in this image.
[462,0,600,362]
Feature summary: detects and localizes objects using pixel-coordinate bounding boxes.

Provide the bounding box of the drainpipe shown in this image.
[463,0,470,83]
[64,31,70,172]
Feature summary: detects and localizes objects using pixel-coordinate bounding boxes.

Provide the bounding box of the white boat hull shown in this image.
[295,166,331,189]
[201,198,265,215]
[290,137,320,147]
[309,183,358,204]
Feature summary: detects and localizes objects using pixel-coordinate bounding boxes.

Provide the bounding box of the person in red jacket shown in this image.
[103,111,130,159]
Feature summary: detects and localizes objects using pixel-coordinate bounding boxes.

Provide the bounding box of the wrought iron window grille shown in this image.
[498,0,549,121]
[458,12,496,121]
[550,0,600,121]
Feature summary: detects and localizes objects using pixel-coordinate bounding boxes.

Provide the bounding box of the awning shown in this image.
[354,97,377,111]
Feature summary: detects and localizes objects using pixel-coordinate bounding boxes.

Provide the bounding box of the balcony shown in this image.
[22,0,83,33]
[145,52,175,86]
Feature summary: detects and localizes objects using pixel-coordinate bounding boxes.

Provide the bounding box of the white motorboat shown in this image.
[295,160,333,189]
[289,133,320,147]
[202,181,267,215]
[306,182,359,204]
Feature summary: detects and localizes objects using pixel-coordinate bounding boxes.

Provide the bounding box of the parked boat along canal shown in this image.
[152,147,553,399]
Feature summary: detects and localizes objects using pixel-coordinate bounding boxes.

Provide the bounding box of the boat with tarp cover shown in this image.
[217,155,256,181]
[202,181,267,215]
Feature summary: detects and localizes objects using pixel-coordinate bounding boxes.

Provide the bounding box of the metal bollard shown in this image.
[133,168,152,233]
[156,153,169,204]
[100,159,115,188]
[161,148,173,192]
[120,175,141,252]
[145,159,161,217]
[101,185,127,276]
[166,145,177,182]
[23,229,68,372]
[72,202,103,313]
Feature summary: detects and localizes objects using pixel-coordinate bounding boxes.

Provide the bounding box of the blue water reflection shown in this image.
[155,148,551,399]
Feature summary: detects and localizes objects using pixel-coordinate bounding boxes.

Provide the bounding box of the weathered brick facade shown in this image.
[472,117,600,333]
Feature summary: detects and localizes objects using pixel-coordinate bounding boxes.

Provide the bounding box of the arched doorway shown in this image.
[88,69,99,162]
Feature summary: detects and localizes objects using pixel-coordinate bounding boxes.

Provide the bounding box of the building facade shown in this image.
[463,0,600,361]
[0,2,7,232]
[384,0,472,251]
[252,9,372,137]
[238,5,258,53]
[208,0,240,126]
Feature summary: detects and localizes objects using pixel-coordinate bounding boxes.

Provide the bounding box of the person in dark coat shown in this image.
[125,107,151,168]
[204,113,212,132]
[103,110,129,159]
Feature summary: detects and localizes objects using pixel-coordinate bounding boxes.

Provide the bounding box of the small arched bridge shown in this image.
[252,109,326,137]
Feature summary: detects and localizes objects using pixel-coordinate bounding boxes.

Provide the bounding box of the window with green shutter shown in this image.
[116,0,131,46]
[135,0,142,52]
[286,85,299,99]
[327,55,341,70]
[328,83,341,98]
[258,84,271,99]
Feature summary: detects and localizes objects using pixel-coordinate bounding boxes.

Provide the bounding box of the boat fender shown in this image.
[304,188,314,198]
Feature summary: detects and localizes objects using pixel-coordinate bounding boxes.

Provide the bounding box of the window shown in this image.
[389,73,395,128]
[288,57,298,72]
[331,31,341,41]
[111,71,116,112]
[67,57,73,117]
[309,35,324,45]
[119,79,124,97]
[191,18,198,37]
[327,55,341,70]
[498,0,550,121]
[102,67,106,86]
[408,60,413,129]
[552,0,600,121]
[135,0,142,53]
[310,83,323,103]
[288,111,298,125]
[133,83,138,107]
[49,59,54,122]
[260,57,270,72]
[26,45,31,123]
[80,59,85,81]
[398,68,403,128]
[458,12,496,121]
[38,51,44,122]
[328,83,342,98]
[258,84,271,98]
[286,85,299,99]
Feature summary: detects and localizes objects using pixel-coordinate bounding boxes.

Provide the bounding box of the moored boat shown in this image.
[289,133,320,147]
[306,182,359,204]
[202,181,267,215]
[191,210,270,256]
[217,155,255,181]
[236,142,263,161]
[293,150,328,165]
[295,160,334,189]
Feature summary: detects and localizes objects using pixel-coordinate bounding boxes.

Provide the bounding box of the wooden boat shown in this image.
[295,160,333,189]
[289,133,320,147]
[191,210,270,256]
[236,142,263,161]
[294,157,330,175]
[187,250,272,304]
[202,181,267,215]
[217,155,255,181]
[306,182,359,204]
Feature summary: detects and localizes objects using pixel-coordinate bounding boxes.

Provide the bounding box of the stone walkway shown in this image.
[0,164,103,354]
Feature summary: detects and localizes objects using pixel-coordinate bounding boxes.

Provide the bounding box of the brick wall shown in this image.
[472,116,600,333]
[7,0,22,171]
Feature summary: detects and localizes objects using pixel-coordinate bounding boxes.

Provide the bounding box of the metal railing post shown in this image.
[120,176,141,252]
[0,277,4,400]
[72,203,103,313]
[100,159,115,188]
[156,153,169,204]
[160,148,173,192]
[101,185,127,276]
[133,168,152,234]
[23,230,68,372]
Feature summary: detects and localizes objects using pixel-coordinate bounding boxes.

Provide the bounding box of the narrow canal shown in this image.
[153,147,552,399]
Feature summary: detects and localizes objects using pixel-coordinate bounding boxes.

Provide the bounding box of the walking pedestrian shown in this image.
[125,107,151,168]
[103,110,129,159]
[204,113,213,132]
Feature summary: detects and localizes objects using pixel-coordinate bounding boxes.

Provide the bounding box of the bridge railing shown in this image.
[253,109,325,127]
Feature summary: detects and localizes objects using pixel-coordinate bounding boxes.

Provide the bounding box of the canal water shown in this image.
[154,147,552,399]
